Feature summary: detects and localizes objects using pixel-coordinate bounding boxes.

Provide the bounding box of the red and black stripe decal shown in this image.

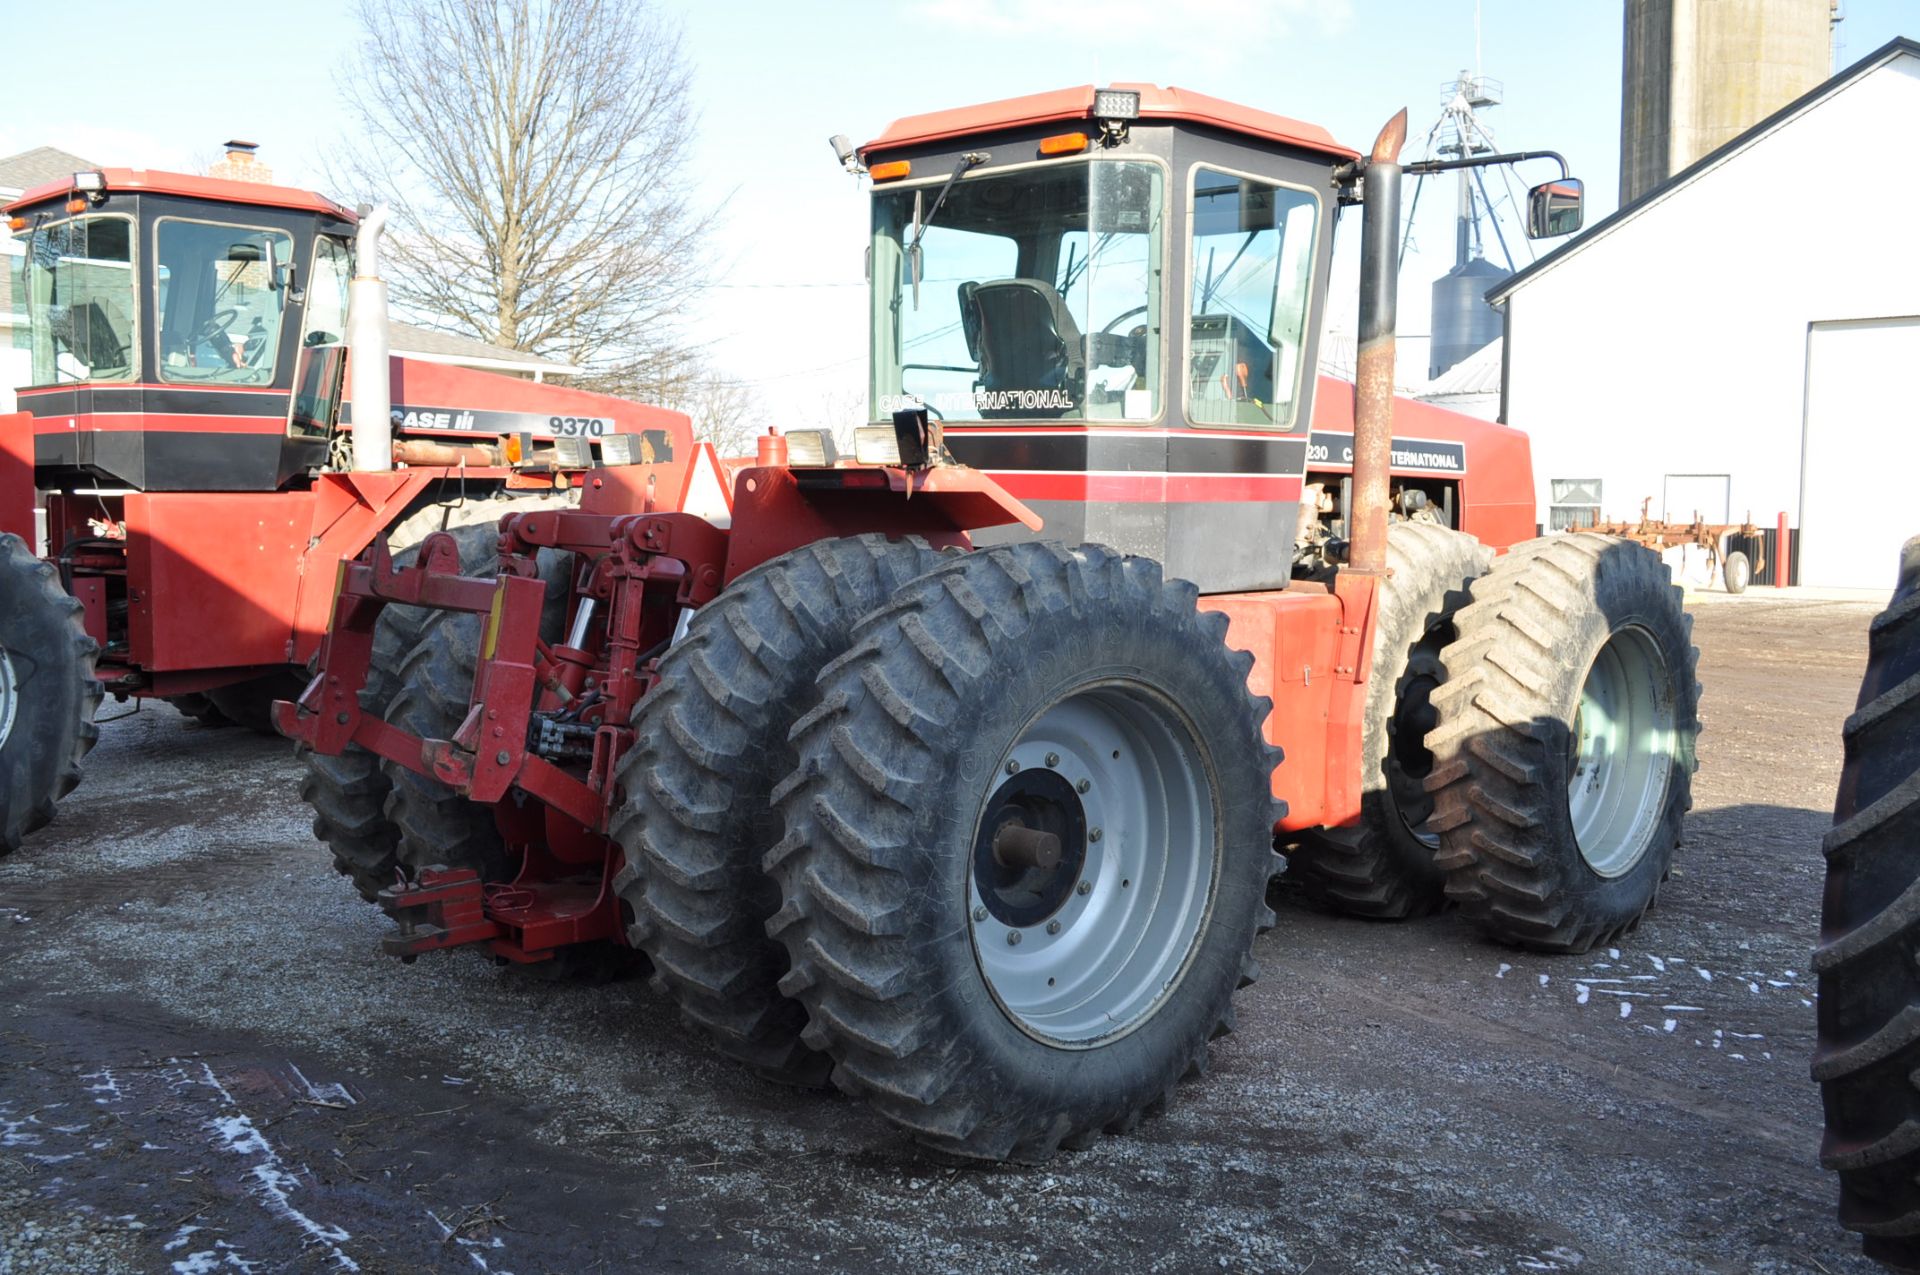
[942,429,1307,504]
[19,386,290,434]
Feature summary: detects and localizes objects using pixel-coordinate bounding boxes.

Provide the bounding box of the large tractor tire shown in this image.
[208,668,311,736]
[1286,521,1490,918]
[0,534,102,857]
[767,542,1282,1161]
[609,535,949,1087]
[300,520,514,902]
[165,693,233,728]
[1424,534,1700,953]
[1814,536,1920,1269]
[379,550,628,980]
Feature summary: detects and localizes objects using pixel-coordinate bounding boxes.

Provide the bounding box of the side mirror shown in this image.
[264,240,301,306]
[1526,177,1584,239]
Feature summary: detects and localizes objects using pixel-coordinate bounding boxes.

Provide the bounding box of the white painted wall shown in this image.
[1800,317,1920,590]
[1501,52,1920,586]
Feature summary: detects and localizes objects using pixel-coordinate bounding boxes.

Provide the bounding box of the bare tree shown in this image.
[331,0,704,390]
[685,377,760,458]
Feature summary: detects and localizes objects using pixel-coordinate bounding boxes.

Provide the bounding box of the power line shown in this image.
[710,280,864,290]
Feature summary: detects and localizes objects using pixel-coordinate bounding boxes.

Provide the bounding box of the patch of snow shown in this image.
[193,1062,358,1270]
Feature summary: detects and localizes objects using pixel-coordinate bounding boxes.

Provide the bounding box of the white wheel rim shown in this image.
[968,683,1217,1047]
[1568,626,1677,878]
[0,648,17,751]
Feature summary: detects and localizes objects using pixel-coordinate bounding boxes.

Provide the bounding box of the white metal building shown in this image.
[1490,37,1920,590]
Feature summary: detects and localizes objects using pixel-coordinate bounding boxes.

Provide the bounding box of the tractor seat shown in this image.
[959,278,1085,417]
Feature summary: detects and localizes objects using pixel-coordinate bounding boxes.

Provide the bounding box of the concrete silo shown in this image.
[1620,0,1836,204]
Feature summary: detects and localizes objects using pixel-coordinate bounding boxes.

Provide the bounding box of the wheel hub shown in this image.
[967,684,1216,1047]
[973,767,1087,929]
[0,647,17,752]
[1568,625,1677,878]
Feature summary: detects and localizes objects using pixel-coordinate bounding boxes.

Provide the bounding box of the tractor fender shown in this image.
[1,412,34,547]
[720,464,1041,586]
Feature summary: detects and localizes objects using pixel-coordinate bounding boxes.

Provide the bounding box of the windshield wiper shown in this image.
[907,151,987,309]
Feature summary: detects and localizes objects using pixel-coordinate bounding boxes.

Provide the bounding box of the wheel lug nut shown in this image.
[1046,920,1061,935]
[1045,751,1060,767]
[1077,880,1092,895]
[1006,930,1022,946]
[1089,827,1103,842]
[1006,759,1020,774]
[1076,778,1090,793]
[972,905,987,922]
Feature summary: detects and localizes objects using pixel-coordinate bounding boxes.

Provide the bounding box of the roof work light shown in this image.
[1093,88,1140,121]
[1092,87,1140,143]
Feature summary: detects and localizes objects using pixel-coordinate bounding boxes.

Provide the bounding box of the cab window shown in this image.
[1187,168,1318,429]
[11,214,137,385]
[156,219,295,385]
[290,236,352,437]
[870,159,1164,423]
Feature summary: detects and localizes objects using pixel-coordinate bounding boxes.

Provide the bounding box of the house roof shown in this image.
[1421,336,1505,397]
[1488,36,1920,306]
[388,320,578,374]
[0,146,96,194]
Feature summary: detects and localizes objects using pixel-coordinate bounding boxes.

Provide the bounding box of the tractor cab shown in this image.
[856,86,1356,591]
[7,169,357,491]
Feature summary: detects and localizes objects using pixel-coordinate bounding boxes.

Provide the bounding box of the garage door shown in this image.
[1800,318,1920,590]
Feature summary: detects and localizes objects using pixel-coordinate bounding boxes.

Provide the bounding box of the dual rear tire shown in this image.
[1285,527,1700,954]
[762,542,1282,1160]
[609,538,1280,1158]
[609,535,952,1085]
[1424,534,1700,952]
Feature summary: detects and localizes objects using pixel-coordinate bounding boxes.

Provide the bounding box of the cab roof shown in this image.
[5,167,357,221]
[861,83,1358,164]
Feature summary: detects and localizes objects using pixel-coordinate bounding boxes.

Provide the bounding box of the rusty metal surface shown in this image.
[1588,498,1765,580]
[1346,109,1409,578]
[1349,338,1396,575]
[390,438,501,468]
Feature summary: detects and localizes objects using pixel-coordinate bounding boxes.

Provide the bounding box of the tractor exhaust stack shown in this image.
[1347,109,1408,577]
[348,204,393,473]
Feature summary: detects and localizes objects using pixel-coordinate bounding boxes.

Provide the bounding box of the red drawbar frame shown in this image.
[279,458,1039,964]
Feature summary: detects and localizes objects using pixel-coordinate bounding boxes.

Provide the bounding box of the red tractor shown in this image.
[0,167,695,856]
[281,87,1701,1160]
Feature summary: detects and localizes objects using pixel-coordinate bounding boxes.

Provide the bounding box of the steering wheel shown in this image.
[1099,305,1150,337]
[1095,305,1151,377]
[189,308,241,365]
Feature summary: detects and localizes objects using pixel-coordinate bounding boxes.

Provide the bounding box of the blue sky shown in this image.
[6,0,1911,422]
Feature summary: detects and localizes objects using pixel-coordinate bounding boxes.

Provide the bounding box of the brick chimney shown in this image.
[209,140,273,184]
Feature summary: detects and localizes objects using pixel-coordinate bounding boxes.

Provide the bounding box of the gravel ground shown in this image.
[0,590,1884,1274]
